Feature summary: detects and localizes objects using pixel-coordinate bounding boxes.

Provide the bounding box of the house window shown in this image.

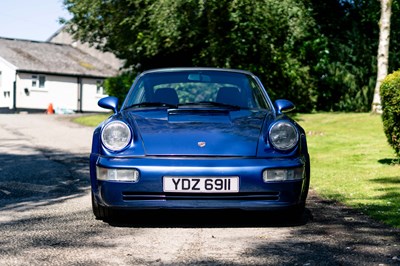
[96,80,105,95]
[32,75,37,87]
[4,91,10,98]
[32,75,46,88]
[39,76,46,88]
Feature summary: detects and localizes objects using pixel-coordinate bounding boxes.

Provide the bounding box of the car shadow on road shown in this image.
[105,208,313,228]
[0,146,90,210]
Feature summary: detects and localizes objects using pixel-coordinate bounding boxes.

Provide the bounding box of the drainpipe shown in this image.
[12,81,16,111]
[12,72,17,112]
[77,76,83,112]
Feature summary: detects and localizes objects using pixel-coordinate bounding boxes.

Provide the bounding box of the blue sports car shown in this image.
[90,68,310,221]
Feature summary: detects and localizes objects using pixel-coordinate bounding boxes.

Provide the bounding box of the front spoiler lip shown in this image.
[95,200,301,211]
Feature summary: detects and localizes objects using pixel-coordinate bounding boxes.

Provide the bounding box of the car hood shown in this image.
[125,109,269,156]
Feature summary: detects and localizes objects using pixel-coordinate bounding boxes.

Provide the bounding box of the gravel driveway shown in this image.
[0,114,399,266]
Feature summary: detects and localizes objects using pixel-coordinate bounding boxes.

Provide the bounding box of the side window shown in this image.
[249,79,269,109]
[96,80,105,95]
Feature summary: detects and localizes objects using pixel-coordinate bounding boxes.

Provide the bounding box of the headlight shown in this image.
[101,120,132,151]
[269,121,298,150]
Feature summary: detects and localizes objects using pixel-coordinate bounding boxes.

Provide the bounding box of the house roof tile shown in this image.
[0,37,118,78]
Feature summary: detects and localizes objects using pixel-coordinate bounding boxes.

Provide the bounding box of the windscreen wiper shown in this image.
[124,102,178,109]
[179,101,242,110]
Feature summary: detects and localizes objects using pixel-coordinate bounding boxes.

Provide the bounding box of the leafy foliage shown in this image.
[62,0,400,112]
[306,0,380,112]
[103,71,137,107]
[380,70,400,157]
[63,0,320,111]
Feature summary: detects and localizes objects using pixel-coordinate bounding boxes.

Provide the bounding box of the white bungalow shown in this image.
[0,37,119,113]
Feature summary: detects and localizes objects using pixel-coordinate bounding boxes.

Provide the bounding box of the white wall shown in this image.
[0,57,16,109]
[48,75,79,112]
[16,73,109,112]
[81,77,109,112]
[16,73,78,111]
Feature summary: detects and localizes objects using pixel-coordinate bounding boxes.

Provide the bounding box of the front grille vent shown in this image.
[122,192,279,201]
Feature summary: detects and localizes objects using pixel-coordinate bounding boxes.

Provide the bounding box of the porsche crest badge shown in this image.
[197,141,206,148]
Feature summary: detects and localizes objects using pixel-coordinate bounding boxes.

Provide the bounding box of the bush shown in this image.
[380,70,400,157]
[103,71,137,106]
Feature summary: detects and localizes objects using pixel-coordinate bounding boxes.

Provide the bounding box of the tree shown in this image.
[64,0,399,112]
[306,0,382,112]
[63,0,320,111]
[372,0,392,113]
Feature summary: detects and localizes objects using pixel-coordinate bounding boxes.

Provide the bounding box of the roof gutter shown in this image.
[15,69,114,79]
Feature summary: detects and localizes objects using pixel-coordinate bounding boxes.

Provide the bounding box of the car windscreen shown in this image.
[122,70,271,110]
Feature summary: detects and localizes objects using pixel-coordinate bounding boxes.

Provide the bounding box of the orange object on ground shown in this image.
[47,103,54,114]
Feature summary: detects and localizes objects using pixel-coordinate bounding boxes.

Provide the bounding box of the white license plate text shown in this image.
[163,177,239,193]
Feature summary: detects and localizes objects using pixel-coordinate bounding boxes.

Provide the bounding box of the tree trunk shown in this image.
[372,0,392,113]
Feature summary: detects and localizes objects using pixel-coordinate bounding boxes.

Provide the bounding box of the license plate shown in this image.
[163,176,239,193]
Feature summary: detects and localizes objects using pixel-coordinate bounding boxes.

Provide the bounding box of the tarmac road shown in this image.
[0,114,399,266]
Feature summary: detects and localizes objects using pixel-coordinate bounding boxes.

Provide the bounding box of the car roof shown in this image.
[139,67,255,76]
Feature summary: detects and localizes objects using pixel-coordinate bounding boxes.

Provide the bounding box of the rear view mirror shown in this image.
[98,96,119,114]
[274,99,295,114]
[188,74,211,82]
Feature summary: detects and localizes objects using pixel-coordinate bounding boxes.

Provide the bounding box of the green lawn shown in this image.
[75,112,400,227]
[73,113,111,127]
[298,113,399,227]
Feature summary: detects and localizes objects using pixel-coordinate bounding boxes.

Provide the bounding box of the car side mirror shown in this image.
[274,99,295,114]
[98,96,119,114]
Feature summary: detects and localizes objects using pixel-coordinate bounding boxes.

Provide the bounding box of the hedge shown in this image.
[380,70,400,157]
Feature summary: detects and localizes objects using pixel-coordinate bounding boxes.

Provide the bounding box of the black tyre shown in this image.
[286,203,306,225]
[91,192,113,221]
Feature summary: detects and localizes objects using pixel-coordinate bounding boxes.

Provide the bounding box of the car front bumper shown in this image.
[90,155,309,211]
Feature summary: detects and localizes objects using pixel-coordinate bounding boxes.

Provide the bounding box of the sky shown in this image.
[0,0,72,42]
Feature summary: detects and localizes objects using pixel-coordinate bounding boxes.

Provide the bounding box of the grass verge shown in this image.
[74,112,400,227]
[298,113,399,227]
[72,113,111,127]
